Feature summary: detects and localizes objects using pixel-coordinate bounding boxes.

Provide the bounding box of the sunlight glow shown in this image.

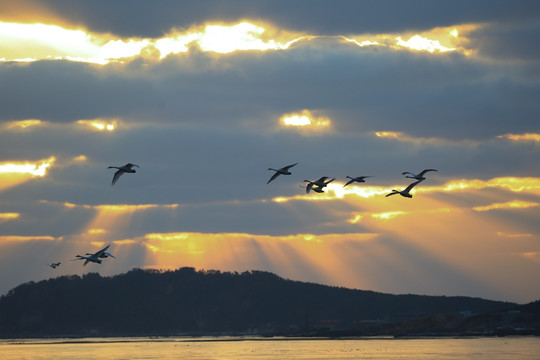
[95,204,178,212]
[0,20,479,64]
[143,231,378,257]
[497,133,540,142]
[473,200,539,212]
[496,231,533,238]
[87,228,106,235]
[375,131,402,139]
[271,177,540,206]
[346,24,477,56]
[99,39,151,59]
[4,119,43,129]
[77,119,117,131]
[60,202,179,212]
[73,155,88,163]
[280,110,331,132]
[396,35,455,53]
[0,20,299,63]
[197,22,290,53]
[347,213,364,224]
[421,177,540,195]
[371,211,408,220]
[0,235,56,242]
[0,156,55,176]
[0,213,20,220]
[0,21,101,61]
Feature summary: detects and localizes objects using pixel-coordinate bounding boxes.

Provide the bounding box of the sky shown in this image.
[0,0,539,304]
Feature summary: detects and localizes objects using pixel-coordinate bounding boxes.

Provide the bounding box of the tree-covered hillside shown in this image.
[0,268,520,337]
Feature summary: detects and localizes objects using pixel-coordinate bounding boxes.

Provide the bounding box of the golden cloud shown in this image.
[371,211,409,220]
[4,119,43,129]
[0,20,480,65]
[77,119,117,132]
[0,235,57,242]
[497,133,540,142]
[58,202,178,212]
[496,231,533,238]
[271,177,540,207]
[0,156,56,191]
[0,156,55,177]
[143,231,379,255]
[0,212,20,220]
[279,109,332,133]
[345,24,477,55]
[473,200,539,212]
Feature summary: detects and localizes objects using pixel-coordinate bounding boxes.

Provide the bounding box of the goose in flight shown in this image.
[267,163,298,184]
[108,163,139,185]
[301,184,325,193]
[90,244,116,259]
[304,176,334,193]
[344,176,374,187]
[73,245,116,266]
[402,169,437,181]
[48,262,61,269]
[73,254,101,266]
[386,179,424,198]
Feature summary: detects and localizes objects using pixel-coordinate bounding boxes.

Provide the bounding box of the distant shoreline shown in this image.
[1,334,538,344]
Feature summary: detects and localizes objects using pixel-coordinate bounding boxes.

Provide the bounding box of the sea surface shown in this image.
[0,336,539,360]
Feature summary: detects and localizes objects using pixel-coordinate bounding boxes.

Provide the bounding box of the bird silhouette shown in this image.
[73,245,116,266]
[304,177,334,193]
[402,169,437,181]
[386,179,424,198]
[267,163,298,184]
[344,176,374,187]
[108,163,139,185]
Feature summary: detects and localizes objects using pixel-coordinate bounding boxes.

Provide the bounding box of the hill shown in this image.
[0,267,535,338]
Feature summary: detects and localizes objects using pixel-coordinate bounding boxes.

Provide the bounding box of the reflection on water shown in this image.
[0,336,539,360]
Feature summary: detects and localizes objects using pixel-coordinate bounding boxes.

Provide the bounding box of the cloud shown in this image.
[0,235,57,242]
[473,200,539,212]
[497,133,540,142]
[0,1,539,303]
[0,156,55,191]
[1,39,538,143]
[0,213,20,220]
[468,19,540,62]
[3,0,539,38]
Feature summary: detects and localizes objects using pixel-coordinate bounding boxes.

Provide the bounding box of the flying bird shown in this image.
[385,179,424,198]
[72,245,116,266]
[48,262,61,269]
[108,163,139,185]
[301,184,326,193]
[402,169,437,181]
[91,244,116,259]
[343,176,374,187]
[267,163,298,184]
[304,176,335,193]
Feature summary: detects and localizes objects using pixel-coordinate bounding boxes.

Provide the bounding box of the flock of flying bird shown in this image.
[267,162,438,198]
[48,162,437,269]
[47,164,139,269]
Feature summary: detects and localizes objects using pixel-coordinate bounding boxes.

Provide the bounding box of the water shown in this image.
[0,336,538,360]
